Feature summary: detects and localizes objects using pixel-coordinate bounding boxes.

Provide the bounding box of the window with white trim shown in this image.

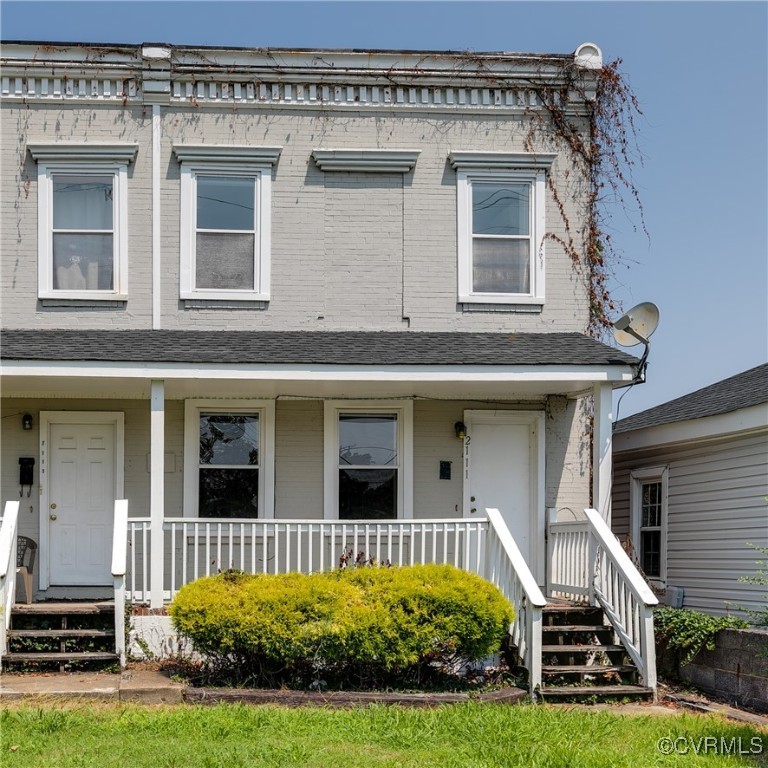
[183,400,275,518]
[324,401,413,520]
[174,145,281,301]
[450,152,554,305]
[29,145,137,300]
[630,466,668,582]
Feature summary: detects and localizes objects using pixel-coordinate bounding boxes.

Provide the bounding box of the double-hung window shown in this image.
[29,144,137,300]
[450,152,554,305]
[630,466,668,582]
[184,400,275,518]
[324,401,413,520]
[174,145,281,302]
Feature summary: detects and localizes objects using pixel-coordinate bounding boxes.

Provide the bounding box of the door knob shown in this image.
[49,513,57,521]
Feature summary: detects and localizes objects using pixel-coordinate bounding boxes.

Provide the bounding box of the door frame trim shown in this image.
[39,411,125,590]
[462,409,545,584]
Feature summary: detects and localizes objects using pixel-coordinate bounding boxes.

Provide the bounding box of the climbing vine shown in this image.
[526,58,646,337]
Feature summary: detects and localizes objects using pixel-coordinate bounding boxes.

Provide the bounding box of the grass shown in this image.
[1,702,766,767]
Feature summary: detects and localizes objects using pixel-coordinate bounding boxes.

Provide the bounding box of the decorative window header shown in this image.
[312,149,420,173]
[28,144,138,164]
[449,151,557,171]
[172,145,282,165]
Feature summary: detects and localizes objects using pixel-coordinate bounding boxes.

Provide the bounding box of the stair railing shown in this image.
[484,508,547,694]
[0,500,21,661]
[111,499,129,667]
[584,508,658,689]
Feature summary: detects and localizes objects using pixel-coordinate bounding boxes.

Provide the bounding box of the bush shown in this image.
[654,606,749,669]
[169,564,514,688]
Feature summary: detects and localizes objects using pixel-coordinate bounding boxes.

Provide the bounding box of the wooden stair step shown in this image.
[542,625,609,633]
[12,602,114,615]
[540,685,653,699]
[3,652,118,662]
[542,664,635,674]
[8,629,115,638]
[542,644,624,653]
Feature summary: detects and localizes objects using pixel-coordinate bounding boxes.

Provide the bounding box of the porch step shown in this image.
[539,685,654,702]
[542,625,608,633]
[542,664,635,674]
[4,601,118,672]
[3,652,118,663]
[542,644,625,654]
[7,629,114,638]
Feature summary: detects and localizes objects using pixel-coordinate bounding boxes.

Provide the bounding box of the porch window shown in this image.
[630,467,668,582]
[183,399,275,519]
[198,413,260,518]
[324,401,413,520]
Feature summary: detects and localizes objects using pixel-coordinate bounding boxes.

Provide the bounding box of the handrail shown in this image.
[485,508,546,695]
[584,508,658,690]
[111,499,129,668]
[0,501,21,660]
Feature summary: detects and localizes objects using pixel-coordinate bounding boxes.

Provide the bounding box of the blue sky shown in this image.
[2,1,766,417]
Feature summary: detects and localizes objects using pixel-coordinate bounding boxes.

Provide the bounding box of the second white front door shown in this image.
[46,417,121,586]
[463,410,544,579]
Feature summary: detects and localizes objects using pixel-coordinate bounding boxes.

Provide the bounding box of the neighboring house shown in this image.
[612,364,768,617]
[0,41,657,694]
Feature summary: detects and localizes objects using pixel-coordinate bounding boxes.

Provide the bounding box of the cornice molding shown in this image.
[27,143,138,163]
[449,151,557,171]
[171,145,282,165]
[312,149,420,173]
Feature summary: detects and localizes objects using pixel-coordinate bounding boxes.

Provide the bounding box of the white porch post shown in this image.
[592,382,613,524]
[150,380,165,608]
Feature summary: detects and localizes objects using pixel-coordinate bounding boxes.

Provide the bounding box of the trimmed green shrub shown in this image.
[169,564,514,688]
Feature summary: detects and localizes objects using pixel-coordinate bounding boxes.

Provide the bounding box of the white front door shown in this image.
[463,410,545,581]
[42,414,123,586]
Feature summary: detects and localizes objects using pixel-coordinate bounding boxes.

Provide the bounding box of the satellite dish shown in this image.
[613,302,660,347]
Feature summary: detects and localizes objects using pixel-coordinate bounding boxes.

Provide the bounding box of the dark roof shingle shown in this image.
[0,329,639,367]
[614,363,768,434]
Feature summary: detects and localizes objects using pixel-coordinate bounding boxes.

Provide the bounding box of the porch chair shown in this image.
[16,536,36,604]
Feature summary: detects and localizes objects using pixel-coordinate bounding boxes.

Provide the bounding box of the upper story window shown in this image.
[28,144,137,301]
[450,151,555,305]
[173,145,281,302]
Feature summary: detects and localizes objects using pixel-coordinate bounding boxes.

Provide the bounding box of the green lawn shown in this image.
[1,702,765,767]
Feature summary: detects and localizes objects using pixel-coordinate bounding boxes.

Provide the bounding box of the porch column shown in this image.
[592,382,613,524]
[150,380,165,608]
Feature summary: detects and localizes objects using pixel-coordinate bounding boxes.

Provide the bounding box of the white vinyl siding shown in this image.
[613,428,768,617]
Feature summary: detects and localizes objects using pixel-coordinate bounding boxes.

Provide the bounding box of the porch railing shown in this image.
[0,501,21,661]
[120,511,544,693]
[546,508,658,689]
[484,508,546,692]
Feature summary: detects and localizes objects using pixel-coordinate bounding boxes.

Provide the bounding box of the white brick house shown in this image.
[0,41,657,695]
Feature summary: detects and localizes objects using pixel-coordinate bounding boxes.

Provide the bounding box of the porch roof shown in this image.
[1,329,638,367]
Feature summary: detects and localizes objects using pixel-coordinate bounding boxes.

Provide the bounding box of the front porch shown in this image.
[1,499,658,698]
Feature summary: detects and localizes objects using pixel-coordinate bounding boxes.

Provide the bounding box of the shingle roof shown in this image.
[614,363,768,434]
[0,330,639,368]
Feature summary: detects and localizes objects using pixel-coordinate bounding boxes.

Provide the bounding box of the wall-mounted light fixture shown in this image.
[22,414,33,431]
[454,421,466,440]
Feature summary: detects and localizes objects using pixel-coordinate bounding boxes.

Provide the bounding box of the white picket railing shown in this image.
[586,508,658,689]
[161,517,487,598]
[547,515,590,601]
[484,508,546,693]
[111,500,129,667]
[546,508,658,689]
[125,517,152,602]
[0,501,21,661]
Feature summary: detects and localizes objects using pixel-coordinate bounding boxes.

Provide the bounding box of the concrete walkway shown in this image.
[0,670,184,704]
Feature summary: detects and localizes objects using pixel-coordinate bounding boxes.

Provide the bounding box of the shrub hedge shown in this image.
[169,564,514,688]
